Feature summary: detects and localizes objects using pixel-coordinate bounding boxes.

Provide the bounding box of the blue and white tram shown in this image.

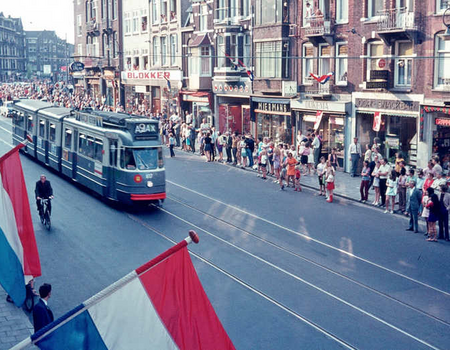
[11,99,166,205]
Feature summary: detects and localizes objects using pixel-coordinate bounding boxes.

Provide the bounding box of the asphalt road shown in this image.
[1,117,450,350]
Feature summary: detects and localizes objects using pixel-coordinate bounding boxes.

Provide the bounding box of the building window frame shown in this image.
[336,0,348,24]
[394,40,413,88]
[434,33,450,89]
[367,0,384,19]
[199,4,208,32]
[318,43,331,78]
[170,34,177,66]
[335,42,348,85]
[200,46,211,76]
[161,36,168,66]
[366,41,384,81]
[255,40,287,79]
[153,36,159,65]
[302,44,313,85]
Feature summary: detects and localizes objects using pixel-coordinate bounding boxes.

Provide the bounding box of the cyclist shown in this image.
[35,174,53,217]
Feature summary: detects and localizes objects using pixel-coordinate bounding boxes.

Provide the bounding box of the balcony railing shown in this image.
[86,20,98,33]
[377,8,416,32]
[304,16,332,36]
[304,81,333,97]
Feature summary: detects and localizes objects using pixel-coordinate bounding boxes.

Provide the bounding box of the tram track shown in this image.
[165,194,450,328]
[128,203,445,350]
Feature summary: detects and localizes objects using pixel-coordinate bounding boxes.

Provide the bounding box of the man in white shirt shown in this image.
[312,133,320,166]
[378,158,390,207]
[348,137,362,177]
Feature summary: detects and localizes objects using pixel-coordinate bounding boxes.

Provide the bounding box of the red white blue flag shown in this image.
[0,142,41,306]
[309,72,334,84]
[25,233,235,350]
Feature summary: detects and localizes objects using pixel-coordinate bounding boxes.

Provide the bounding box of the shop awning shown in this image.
[188,34,211,47]
[179,90,212,107]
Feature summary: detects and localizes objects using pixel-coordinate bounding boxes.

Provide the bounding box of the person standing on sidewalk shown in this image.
[169,133,176,157]
[406,180,422,233]
[189,125,196,153]
[348,137,362,177]
[425,187,440,242]
[225,132,232,163]
[378,158,390,207]
[398,167,408,214]
[33,283,54,333]
[245,134,255,168]
[385,170,398,214]
[438,185,450,241]
[360,160,370,203]
[312,133,321,166]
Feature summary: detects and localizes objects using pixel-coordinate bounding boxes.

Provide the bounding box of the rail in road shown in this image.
[1,116,449,349]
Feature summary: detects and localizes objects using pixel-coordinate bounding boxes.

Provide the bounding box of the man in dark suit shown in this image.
[225,132,233,163]
[406,180,422,233]
[33,283,54,333]
[35,174,53,216]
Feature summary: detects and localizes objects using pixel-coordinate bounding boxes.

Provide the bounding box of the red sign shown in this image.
[373,111,381,132]
[121,70,182,81]
[377,59,386,69]
[436,118,450,126]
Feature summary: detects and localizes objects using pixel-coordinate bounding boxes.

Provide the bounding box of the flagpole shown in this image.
[9,230,200,350]
[0,135,32,164]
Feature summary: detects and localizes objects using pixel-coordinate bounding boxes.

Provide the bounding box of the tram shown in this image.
[11,99,166,205]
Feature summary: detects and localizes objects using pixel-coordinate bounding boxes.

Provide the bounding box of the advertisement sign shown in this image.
[314,111,323,131]
[386,137,400,149]
[373,111,381,132]
[435,118,450,126]
[43,65,51,75]
[121,70,182,82]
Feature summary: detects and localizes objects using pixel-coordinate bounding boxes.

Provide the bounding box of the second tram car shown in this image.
[11,99,166,205]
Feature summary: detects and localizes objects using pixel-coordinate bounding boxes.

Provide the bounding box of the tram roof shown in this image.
[39,107,73,120]
[77,109,159,128]
[14,99,54,112]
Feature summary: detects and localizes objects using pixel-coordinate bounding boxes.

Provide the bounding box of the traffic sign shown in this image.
[377,58,386,69]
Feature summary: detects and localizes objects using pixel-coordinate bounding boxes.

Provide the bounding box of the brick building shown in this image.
[0,13,26,82]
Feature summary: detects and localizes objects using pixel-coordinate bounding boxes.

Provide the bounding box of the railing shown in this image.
[304,81,333,96]
[304,16,332,36]
[86,20,99,34]
[377,8,416,32]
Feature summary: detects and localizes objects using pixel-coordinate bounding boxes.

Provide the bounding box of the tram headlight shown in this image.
[147,181,153,188]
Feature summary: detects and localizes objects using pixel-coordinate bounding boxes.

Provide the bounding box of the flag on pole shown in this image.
[309,72,334,84]
[314,111,323,131]
[0,140,41,306]
[164,76,171,92]
[20,232,235,350]
[373,111,382,132]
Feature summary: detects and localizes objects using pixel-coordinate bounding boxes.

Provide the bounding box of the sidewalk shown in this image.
[0,287,35,350]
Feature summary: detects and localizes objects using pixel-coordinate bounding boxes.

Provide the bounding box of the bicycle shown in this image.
[39,198,52,230]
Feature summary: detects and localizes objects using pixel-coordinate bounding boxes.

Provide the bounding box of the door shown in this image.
[72,130,78,180]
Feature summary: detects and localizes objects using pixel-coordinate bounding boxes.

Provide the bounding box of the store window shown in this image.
[257,114,292,144]
[433,116,450,170]
[395,41,413,87]
[366,41,384,81]
[357,113,417,164]
[435,34,450,88]
[303,44,314,85]
[336,43,348,84]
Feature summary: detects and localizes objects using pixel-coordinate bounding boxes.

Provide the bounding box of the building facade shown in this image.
[25,31,73,81]
[0,13,26,82]
[73,0,122,107]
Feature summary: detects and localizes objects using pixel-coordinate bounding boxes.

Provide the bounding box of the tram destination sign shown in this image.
[128,120,159,140]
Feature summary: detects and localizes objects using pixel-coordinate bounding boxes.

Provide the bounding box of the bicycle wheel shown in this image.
[44,211,51,230]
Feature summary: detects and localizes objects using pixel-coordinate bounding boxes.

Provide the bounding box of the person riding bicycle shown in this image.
[35,174,53,216]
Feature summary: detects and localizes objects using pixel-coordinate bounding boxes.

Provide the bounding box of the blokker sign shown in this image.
[121,70,182,82]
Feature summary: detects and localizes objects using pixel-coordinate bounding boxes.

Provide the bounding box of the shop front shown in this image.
[421,105,450,173]
[251,97,293,144]
[179,91,213,128]
[213,81,252,135]
[121,69,182,115]
[291,99,351,168]
[353,94,423,168]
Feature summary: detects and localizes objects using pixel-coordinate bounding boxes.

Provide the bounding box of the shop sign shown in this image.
[213,82,250,95]
[282,81,297,97]
[121,70,182,82]
[366,81,388,89]
[370,70,388,80]
[385,137,400,149]
[291,99,349,113]
[70,61,85,72]
[256,102,290,113]
[355,98,420,112]
[135,86,147,93]
[435,118,450,126]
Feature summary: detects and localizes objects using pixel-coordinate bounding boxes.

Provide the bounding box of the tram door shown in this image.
[72,129,78,180]
[109,140,118,199]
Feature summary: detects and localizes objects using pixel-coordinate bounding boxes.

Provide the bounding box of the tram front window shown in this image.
[121,148,158,170]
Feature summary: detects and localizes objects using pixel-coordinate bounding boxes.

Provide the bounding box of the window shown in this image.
[49,123,56,142]
[120,148,159,170]
[161,36,167,66]
[103,34,108,56]
[170,0,177,19]
[200,5,208,31]
[39,120,45,137]
[255,0,283,25]
[230,35,237,60]
[217,36,226,68]
[242,0,250,17]
[161,0,168,21]
[93,37,99,57]
[336,0,348,23]
[141,9,148,32]
[79,135,95,158]
[395,41,412,87]
[189,47,199,74]
[64,129,72,148]
[367,41,384,80]
[435,35,450,88]
[153,37,159,65]
[133,10,139,33]
[200,46,211,76]
[230,0,238,17]
[368,0,383,18]
[113,32,118,57]
[216,0,226,21]
[303,44,314,84]
[102,0,106,19]
[77,44,83,56]
[319,44,331,77]
[436,0,448,13]
[113,0,118,19]
[170,34,177,66]
[27,116,33,132]
[94,139,103,162]
[336,43,348,84]
[152,0,159,24]
[243,34,251,68]
[125,13,131,34]
[256,41,286,78]
[77,15,82,36]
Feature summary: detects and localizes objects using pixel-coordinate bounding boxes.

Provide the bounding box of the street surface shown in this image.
[1,117,450,349]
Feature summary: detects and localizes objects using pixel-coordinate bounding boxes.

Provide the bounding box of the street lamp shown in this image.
[440,7,450,41]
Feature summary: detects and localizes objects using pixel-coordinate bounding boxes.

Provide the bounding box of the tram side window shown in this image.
[39,120,45,138]
[49,123,56,142]
[94,139,103,162]
[27,116,33,132]
[15,113,24,128]
[64,129,72,149]
[120,148,136,170]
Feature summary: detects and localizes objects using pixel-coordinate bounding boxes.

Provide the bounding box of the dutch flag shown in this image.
[309,72,334,84]
[0,140,41,306]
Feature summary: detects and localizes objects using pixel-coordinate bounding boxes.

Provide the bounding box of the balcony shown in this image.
[304,16,334,46]
[86,20,100,36]
[376,8,418,44]
[303,81,333,99]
